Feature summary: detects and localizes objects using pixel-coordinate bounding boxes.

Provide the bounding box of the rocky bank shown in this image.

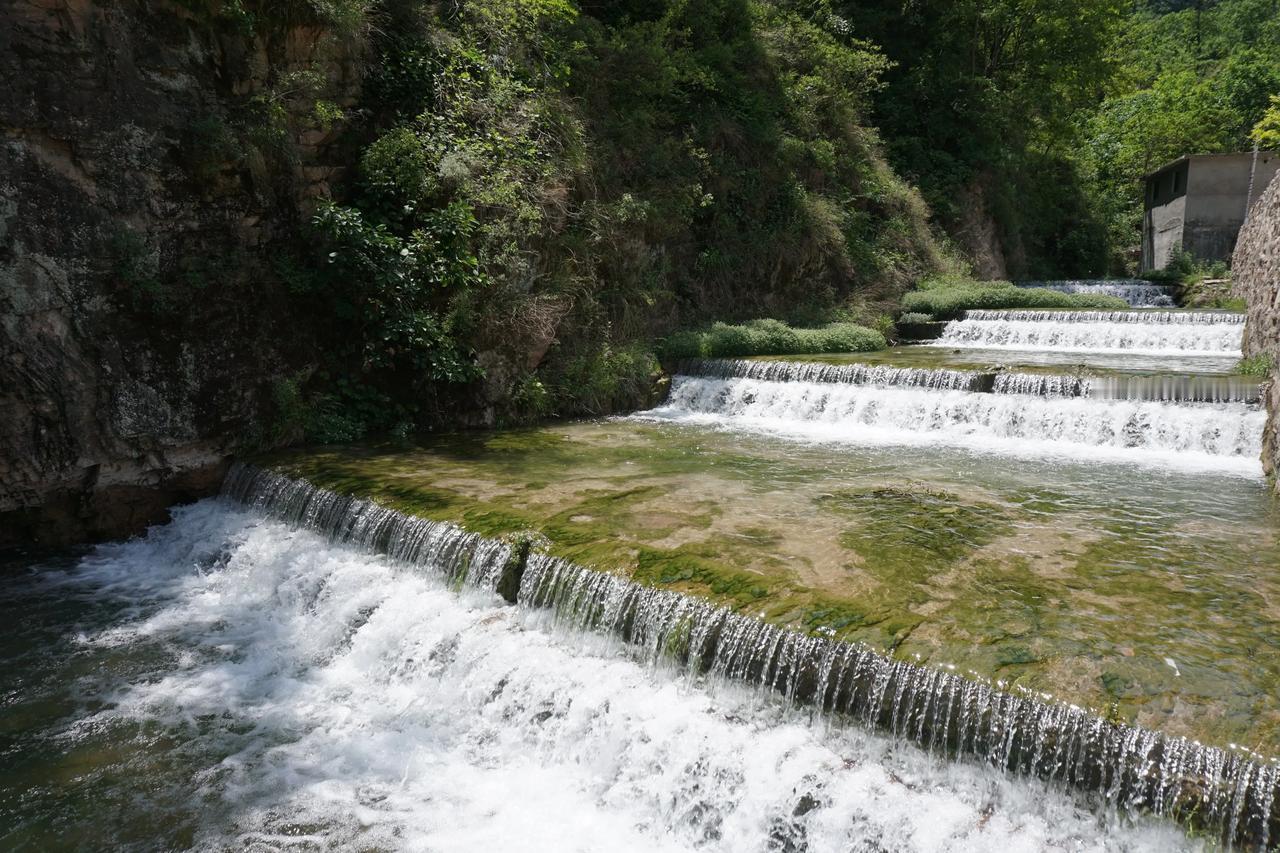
[1,0,361,544]
[1234,170,1280,490]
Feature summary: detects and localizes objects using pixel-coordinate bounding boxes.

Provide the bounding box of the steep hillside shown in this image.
[296,0,944,437]
[1,0,943,544]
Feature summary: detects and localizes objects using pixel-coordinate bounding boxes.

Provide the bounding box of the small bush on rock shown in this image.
[902,278,1128,319]
[660,320,886,360]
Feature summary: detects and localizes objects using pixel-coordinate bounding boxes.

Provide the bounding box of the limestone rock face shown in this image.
[0,1,360,544]
[1232,171,1280,488]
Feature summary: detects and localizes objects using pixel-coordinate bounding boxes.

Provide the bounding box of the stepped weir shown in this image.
[655,373,1263,467]
[223,462,1280,849]
[678,358,990,391]
[933,312,1244,354]
[679,358,1262,404]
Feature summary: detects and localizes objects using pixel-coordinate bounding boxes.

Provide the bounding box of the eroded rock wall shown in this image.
[1233,171,1280,488]
[0,0,361,544]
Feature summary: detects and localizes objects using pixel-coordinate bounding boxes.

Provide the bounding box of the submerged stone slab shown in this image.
[255,419,1280,758]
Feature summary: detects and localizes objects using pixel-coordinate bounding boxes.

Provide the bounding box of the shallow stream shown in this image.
[6,300,1277,849]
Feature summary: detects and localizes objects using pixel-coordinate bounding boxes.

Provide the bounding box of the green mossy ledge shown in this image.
[253,446,977,656]
[248,430,1280,760]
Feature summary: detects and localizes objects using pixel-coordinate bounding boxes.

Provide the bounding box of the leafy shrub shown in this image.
[251,0,952,438]
[795,324,887,353]
[897,312,933,324]
[660,320,886,360]
[1143,250,1229,286]
[743,319,802,353]
[1236,354,1275,378]
[901,282,1128,319]
[544,343,661,417]
[182,116,242,184]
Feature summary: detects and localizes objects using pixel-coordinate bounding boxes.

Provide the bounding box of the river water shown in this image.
[1,502,1195,851]
[5,302,1275,849]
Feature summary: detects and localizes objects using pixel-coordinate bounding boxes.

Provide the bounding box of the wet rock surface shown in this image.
[0,1,360,544]
[1234,171,1280,487]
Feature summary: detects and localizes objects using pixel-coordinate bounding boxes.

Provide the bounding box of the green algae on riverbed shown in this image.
[258,420,1280,754]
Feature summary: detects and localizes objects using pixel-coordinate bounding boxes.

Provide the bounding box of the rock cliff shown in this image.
[1233,170,1280,489]
[1,0,360,544]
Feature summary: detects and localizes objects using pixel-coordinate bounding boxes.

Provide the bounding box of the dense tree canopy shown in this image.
[843,0,1280,276]
[1080,0,1280,265]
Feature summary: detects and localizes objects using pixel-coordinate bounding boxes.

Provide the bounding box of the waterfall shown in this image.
[965,309,1244,325]
[679,359,1261,405]
[678,358,987,391]
[220,463,1280,849]
[648,376,1264,472]
[991,372,1089,397]
[1015,280,1178,307]
[933,317,1243,354]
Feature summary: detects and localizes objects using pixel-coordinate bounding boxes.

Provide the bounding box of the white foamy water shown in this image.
[641,376,1265,475]
[52,501,1195,852]
[964,310,1244,325]
[933,318,1243,355]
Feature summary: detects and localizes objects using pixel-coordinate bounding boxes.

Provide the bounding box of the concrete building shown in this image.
[1141,151,1280,273]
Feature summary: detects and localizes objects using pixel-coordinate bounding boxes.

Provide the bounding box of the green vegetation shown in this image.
[661,319,886,360]
[1236,353,1275,377]
[1143,250,1245,308]
[843,0,1280,277]
[155,0,1276,442]
[1254,94,1280,147]
[1078,0,1280,266]
[820,486,1015,580]
[1142,249,1230,286]
[177,0,374,38]
[263,0,945,437]
[842,0,1125,277]
[900,276,1128,320]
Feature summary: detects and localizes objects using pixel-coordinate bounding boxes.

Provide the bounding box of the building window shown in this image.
[1174,168,1185,194]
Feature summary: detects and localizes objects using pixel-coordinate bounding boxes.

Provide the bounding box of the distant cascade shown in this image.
[965,309,1244,326]
[934,317,1244,354]
[678,358,986,391]
[992,372,1090,397]
[658,376,1264,461]
[1015,280,1177,307]
[223,463,1280,850]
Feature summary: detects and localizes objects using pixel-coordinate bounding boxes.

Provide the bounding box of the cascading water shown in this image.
[1015,280,1178,307]
[991,372,1089,397]
[644,375,1265,474]
[679,359,1262,404]
[965,309,1244,325]
[203,464,1278,849]
[679,358,988,391]
[7,490,1210,852]
[933,316,1244,354]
